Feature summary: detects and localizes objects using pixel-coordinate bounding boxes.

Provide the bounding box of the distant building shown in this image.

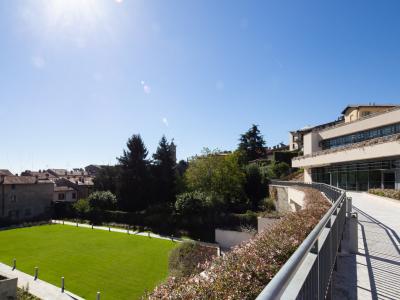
[21,170,57,181]
[292,104,400,190]
[53,186,78,202]
[0,175,53,221]
[55,177,94,200]
[85,165,103,176]
[0,170,13,176]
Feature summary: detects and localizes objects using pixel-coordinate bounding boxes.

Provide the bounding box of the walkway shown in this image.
[333,192,400,300]
[0,262,83,300]
[52,220,182,242]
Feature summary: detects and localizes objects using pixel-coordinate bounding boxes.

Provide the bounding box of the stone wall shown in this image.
[0,276,17,300]
[1,183,53,220]
[269,185,305,213]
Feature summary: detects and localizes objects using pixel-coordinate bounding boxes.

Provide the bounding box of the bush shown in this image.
[369,189,400,200]
[88,191,117,211]
[262,198,275,212]
[72,199,91,219]
[169,241,216,278]
[148,188,331,299]
[175,191,213,215]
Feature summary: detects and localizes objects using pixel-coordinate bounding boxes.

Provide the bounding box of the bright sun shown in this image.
[44,0,105,30]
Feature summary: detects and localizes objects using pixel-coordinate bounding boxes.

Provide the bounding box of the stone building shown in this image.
[0,175,53,221]
[53,186,78,202]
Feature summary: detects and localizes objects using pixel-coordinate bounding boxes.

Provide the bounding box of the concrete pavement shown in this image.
[0,262,84,300]
[333,192,400,300]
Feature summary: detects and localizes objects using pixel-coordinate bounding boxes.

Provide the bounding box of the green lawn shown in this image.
[0,224,177,299]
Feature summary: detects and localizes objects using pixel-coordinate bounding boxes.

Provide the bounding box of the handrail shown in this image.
[256,181,347,300]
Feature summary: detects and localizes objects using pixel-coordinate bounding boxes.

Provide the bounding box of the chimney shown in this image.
[46,173,49,180]
[0,175,4,184]
[35,175,39,184]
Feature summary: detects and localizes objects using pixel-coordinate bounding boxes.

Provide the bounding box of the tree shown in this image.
[268,161,290,179]
[88,191,117,211]
[73,199,91,219]
[152,136,177,204]
[93,166,120,194]
[117,134,150,211]
[184,149,246,209]
[175,191,212,216]
[244,164,267,210]
[238,124,266,163]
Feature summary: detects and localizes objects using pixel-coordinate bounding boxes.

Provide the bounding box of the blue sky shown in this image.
[1,0,400,173]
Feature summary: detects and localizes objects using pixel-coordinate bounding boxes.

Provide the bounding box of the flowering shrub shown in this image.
[169,241,217,278]
[147,188,330,299]
[369,189,400,200]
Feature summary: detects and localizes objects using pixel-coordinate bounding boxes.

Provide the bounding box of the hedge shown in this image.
[369,189,400,200]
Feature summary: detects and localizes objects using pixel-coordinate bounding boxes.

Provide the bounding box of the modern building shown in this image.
[0,175,53,221]
[292,104,400,191]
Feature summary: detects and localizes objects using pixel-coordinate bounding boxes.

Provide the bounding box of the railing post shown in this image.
[34,267,38,280]
[12,258,16,270]
[348,212,358,254]
[346,197,352,214]
[97,291,101,300]
[61,277,65,293]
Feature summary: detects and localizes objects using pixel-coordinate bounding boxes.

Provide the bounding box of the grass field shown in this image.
[0,224,177,299]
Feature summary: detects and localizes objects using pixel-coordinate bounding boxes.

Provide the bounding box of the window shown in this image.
[361,111,371,117]
[58,193,65,200]
[10,195,17,203]
[11,184,16,190]
[321,122,400,150]
[72,193,76,199]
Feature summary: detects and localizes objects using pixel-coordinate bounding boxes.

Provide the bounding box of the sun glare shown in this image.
[44,0,105,30]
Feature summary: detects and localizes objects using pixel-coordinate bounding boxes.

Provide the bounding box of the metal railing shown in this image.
[256,181,348,300]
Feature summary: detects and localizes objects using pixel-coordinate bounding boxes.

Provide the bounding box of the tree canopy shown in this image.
[117,134,150,211]
[238,124,266,163]
[184,149,246,208]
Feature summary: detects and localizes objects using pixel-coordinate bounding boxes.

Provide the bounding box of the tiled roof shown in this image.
[0,169,13,176]
[2,176,53,185]
[54,186,76,192]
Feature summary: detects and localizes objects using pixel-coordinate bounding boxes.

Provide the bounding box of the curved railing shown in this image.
[256,181,348,300]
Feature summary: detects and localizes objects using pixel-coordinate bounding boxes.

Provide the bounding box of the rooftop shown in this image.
[341,103,399,114]
[1,176,53,185]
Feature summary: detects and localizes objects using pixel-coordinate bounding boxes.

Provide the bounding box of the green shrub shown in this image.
[88,191,117,210]
[175,191,212,215]
[72,199,91,219]
[262,198,276,212]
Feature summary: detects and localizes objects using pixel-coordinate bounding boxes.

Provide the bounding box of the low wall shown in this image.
[215,229,255,249]
[0,276,17,300]
[270,185,305,213]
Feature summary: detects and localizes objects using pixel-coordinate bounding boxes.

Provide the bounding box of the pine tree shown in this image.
[238,124,266,163]
[152,136,177,204]
[117,134,150,211]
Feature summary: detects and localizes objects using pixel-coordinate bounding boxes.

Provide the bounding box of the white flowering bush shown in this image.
[147,188,330,299]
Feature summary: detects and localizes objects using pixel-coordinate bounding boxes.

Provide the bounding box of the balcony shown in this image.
[293,133,400,168]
